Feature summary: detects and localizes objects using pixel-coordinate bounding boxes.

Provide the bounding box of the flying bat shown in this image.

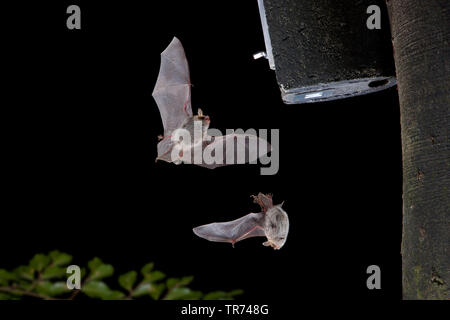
[152,37,270,168]
[193,193,289,249]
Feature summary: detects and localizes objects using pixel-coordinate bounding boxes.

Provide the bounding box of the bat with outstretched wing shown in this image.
[152,37,271,167]
[193,193,289,249]
[152,37,195,162]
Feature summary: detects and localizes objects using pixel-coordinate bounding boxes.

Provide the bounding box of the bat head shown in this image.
[193,114,210,126]
[194,108,210,124]
[264,205,289,249]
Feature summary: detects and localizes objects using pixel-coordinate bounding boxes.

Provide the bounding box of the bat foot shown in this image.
[263,240,280,250]
[251,194,267,212]
[157,135,164,141]
[252,193,273,212]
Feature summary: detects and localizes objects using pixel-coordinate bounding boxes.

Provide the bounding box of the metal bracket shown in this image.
[256,0,275,70]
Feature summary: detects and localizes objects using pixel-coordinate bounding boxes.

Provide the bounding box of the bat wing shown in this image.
[152,37,193,137]
[156,137,175,162]
[193,134,271,169]
[193,212,266,245]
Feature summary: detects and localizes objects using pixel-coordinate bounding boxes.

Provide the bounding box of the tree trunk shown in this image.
[386,0,449,299]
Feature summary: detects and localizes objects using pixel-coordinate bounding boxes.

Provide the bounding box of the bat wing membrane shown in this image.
[193,212,266,244]
[152,37,193,136]
[156,137,175,162]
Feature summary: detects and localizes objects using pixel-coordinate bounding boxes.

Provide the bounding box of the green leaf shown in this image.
[181,290,203,300]
[82,281,108,298]
[203,291,228,300]
[164,287,202,300]
[0,269,16,280]
[13,266,34,281]
[87,257,114,280]
[203,289,243,300]
[0,269,17,285]
[82,281,125,300]
[118,271,137,292]
[131,283,152,298]
[227,289,244,297]
[166,276,194,290]
[17,280,33,291]
[87,258,114,281]
[41,266,66,280]
[143,270,165,283]
[30,254,51,272]
[178,276,194,286]
[0,292,20,300]
[87,257,103,271]
[49,251,72,266]
[140,262,154,276]
[106,290,126,300]
[149,283,166,300]
[132,283,165,299]
[0,293,10,300]
[166,277,179,290]
[35,281,69,297]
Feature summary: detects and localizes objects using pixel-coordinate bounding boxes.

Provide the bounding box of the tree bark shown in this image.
[386,0,449,299]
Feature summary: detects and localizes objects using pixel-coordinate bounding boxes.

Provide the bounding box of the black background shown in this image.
[2,0,403,309]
